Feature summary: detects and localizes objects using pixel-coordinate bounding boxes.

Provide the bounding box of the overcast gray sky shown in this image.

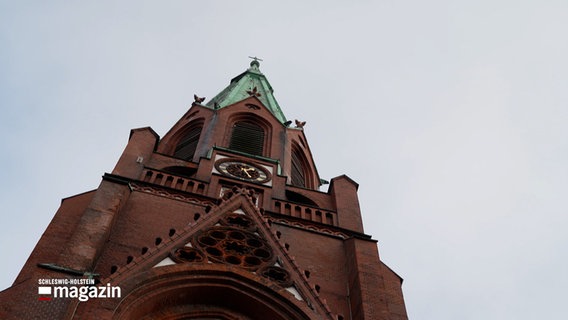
[1,1,567,319]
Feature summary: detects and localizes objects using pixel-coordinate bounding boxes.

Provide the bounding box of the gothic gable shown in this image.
[85,188,334,319]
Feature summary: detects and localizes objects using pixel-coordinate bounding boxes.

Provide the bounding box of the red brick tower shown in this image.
[0,60,408,319]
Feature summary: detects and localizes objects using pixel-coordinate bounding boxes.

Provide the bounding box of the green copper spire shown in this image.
[206,59,287,123]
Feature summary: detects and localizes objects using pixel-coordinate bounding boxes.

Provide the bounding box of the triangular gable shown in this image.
[102,187,334,319]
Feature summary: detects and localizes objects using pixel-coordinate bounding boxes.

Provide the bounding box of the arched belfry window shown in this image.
[291,145,308,188]
[229,121,265,156]
[174,123,203,161]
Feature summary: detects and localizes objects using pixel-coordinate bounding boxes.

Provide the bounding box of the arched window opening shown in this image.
[229,121,265,156]
[174,124,202,161]
[291,147,307,188]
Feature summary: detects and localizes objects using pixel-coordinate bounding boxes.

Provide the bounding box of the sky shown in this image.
[1,1,567,319]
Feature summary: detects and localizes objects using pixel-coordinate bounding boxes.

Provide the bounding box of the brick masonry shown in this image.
[0,71,407,319]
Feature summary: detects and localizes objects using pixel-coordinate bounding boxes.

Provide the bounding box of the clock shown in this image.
[215,158,271,183]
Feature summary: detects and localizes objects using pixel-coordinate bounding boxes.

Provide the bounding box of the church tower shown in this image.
[0,60,408,319]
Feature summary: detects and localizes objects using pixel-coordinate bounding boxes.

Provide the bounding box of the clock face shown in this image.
[215,158,271,183]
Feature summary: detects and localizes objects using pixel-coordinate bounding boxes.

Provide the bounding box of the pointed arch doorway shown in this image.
[103,265,315,320]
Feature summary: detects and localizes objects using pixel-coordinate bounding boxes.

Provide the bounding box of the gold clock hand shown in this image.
[240,167,252,178]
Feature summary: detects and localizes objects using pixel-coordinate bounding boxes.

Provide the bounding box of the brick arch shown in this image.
[77,264,315,320]
[166,118,205,160]
[225,113,273,157]
[290,142,315,189]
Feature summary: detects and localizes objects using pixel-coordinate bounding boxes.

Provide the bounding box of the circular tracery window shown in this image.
[195,226,274,270]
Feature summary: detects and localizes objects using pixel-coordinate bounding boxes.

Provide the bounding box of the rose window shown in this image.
[195,226,273,270]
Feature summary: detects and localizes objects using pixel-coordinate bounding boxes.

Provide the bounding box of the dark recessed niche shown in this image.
[285,190,317,206]
[162,166,197,178]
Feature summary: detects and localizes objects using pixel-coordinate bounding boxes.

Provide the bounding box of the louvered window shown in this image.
[291,150,306,187]
[229,121,265,156]
[174,125,202,160]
